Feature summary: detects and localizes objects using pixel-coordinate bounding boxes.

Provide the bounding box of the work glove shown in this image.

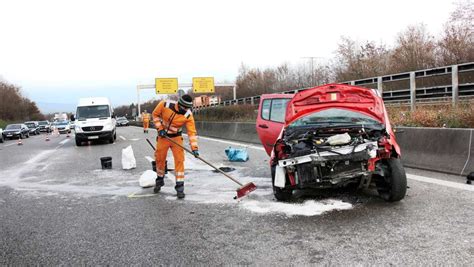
[192,150,199,158]
[158,129,167,137]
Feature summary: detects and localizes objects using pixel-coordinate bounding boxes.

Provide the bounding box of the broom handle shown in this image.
[146,138,156,150]
[163,135,243,186]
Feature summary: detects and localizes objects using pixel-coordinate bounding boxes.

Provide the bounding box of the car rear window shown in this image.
[260,98,290,123]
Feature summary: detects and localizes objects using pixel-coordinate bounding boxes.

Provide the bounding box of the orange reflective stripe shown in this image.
[157,169,165,176]
[189,136,198,141]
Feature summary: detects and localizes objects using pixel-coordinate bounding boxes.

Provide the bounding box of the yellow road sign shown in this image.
[155,78,178,94]
[193,77,215,93]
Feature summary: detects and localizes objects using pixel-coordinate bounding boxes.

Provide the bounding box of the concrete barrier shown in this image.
[191,122,473,176]
[396,127,473,176]
[193,121,261,144]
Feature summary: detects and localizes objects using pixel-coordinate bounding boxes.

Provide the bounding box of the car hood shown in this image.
[285,83,387,126]
[3,129,21,133]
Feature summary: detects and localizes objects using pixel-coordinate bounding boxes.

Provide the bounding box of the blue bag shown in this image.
[225,147,249,162]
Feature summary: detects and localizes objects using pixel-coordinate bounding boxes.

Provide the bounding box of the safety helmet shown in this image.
[178,94,193,108]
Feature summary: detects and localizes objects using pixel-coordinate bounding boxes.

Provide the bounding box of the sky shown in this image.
[0,0,456,113]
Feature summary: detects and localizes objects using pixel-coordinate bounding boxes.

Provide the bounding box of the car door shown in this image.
[256,94,294,156]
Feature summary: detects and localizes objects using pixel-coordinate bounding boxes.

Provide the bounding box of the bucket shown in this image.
[100,156,112,169]
[151,160,156,172]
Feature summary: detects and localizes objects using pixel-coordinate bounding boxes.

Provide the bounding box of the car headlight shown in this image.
[75,126,83,133]
[103,122,114,131]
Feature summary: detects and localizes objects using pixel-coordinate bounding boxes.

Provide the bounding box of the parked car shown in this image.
[2,124,30,139]
[24,121,40,135]
[256,83,407,202]
[116,117,129,126]
[38,120,51,132]
[0,128,3,143]
[52,120,71,134]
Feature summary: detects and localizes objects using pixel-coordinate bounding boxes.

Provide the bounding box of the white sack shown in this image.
[121,145,136,170]
[139,170,156,188]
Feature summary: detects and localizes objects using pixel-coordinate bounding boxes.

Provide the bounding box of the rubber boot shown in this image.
[154,176,164,193]
[175,182,185,199]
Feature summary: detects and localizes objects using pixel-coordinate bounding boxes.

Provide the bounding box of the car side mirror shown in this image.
[70,115,75,121]
[112,112,116,119]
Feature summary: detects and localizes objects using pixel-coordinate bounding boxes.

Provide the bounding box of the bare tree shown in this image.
[438,0,474,65]
[390,24,437,72]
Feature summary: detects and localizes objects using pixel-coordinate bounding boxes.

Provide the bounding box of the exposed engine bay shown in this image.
[274,125,387,189]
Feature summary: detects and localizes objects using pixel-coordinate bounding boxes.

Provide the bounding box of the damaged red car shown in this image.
[256,84,407,202]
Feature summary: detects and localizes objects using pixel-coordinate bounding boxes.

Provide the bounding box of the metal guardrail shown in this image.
[194,62,474,112]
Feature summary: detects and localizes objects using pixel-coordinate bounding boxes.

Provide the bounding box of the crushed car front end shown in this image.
[270,84,406,202]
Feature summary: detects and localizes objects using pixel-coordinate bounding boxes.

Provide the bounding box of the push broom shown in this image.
[146,137,257,199]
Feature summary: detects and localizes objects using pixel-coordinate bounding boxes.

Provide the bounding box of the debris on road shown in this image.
[139,170,156,188]
[121,145,136,170]
[164,136,257,199]
[467,172,474,185]
[100,156,112,169]
[225,147,249,162]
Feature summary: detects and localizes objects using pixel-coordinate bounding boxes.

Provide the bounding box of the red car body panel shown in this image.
[256,93,294,155]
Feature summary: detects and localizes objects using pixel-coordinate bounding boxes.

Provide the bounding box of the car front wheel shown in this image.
[377,158,407,202]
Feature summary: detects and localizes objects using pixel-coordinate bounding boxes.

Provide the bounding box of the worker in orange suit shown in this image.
[142,110,150,133]
[152,94,198,199]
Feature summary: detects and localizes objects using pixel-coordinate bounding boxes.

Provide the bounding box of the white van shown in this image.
[71,97,116,146]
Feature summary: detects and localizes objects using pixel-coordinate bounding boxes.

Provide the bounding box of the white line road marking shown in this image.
[145,156,154,162]
[119,136,126,140]
[185,135,265,151]
[407,174,474,192]
[59,139,70,145]
[3,143,16,147]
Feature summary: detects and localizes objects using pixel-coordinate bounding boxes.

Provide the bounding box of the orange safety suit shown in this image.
[142,112,150,131]
[152,100,198,183]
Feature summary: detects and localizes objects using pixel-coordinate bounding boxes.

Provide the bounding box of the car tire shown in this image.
[75,138,82,146]
[271,164,293,201]
[26,133,29,138]
[0,136,3,143]
[377,158,407,202]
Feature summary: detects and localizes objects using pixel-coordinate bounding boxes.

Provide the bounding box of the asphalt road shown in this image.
[1,126,473,265]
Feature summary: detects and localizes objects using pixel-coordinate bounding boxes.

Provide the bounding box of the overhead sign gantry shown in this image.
[136,77,235,118]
